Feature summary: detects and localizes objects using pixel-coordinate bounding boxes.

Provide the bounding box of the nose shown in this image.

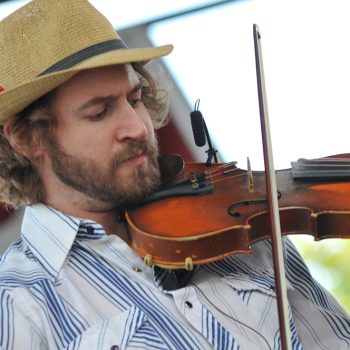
[115,101,149,142]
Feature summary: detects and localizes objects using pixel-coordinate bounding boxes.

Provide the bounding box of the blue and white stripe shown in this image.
[0,204,349,349]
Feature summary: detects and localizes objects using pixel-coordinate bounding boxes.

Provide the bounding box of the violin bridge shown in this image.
[247,157,254,192]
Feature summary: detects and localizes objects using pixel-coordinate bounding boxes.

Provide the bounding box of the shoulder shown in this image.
[0,238,44,291]
[0,237,49,326]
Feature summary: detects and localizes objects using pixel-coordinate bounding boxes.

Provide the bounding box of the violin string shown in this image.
[209,172,247,185]
[204,161,238,176]
[194,161,249,186]
[207,169,239,181]
[204,164,239,182]
[205,169,248,185]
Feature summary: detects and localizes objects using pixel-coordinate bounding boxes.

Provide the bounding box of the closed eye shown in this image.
[88,107,109,121]
[128,98,142,108]
[128,83,143,109]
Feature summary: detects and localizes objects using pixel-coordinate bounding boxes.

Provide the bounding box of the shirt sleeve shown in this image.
[0,288,45,350]
[284,237,350,349]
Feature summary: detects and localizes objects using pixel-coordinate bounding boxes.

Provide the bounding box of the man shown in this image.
[0,1,349,349]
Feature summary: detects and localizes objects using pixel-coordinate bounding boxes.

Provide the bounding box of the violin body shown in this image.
[126,155,350,269]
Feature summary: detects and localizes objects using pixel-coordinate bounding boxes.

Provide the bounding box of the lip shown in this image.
[124,154,147,166]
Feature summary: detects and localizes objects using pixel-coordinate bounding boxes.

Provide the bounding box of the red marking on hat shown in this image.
[0,85,5,93]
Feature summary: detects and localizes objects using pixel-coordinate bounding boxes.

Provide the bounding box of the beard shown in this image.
[45,137,161,209]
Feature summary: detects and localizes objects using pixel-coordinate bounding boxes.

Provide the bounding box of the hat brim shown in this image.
[0,44,173,124]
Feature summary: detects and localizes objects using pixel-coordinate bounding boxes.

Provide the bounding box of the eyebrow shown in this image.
[75,82,143,113]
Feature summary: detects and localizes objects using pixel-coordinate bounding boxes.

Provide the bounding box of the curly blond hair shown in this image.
[0,63,169,207]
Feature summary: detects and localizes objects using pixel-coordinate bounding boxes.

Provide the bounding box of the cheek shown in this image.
[55,124,110,156]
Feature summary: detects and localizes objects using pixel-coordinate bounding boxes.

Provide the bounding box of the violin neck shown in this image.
[292,156,350,178]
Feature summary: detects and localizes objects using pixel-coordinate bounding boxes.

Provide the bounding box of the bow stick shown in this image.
[253,24,292,350]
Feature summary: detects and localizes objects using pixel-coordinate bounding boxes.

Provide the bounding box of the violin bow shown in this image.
[253,24,292,350]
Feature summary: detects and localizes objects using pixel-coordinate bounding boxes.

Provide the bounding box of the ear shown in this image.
[2,119,45,159]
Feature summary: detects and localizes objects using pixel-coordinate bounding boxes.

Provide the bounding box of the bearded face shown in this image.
[38,64,163,210]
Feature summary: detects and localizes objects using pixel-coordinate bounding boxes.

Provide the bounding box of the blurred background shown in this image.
[0,0,349,312]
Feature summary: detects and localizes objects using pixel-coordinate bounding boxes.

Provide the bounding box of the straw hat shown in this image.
[0,0,173,124]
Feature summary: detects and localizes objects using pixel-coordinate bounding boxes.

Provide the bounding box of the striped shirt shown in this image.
[0,204,349,349]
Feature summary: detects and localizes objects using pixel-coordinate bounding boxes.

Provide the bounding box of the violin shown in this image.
[125,154,350,270]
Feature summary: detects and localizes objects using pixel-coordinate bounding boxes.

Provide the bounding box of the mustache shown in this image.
[112,139,159,167]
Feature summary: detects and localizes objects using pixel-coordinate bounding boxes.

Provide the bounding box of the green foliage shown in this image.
[290,235,350,313]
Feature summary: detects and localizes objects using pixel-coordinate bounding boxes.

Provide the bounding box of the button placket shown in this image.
[169,286,204,334]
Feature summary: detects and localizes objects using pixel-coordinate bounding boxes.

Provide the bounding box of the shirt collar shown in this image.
[21,204,105,280]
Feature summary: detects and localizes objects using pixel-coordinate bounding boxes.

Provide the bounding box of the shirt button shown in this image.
[110,346,119,350]
[133,267,142,272]
[185,301,193,309]
[87,226,94,235]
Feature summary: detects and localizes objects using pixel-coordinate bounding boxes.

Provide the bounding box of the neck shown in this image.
[45,196,130,242]
[42,175,129,242]
[38,156,132,241]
